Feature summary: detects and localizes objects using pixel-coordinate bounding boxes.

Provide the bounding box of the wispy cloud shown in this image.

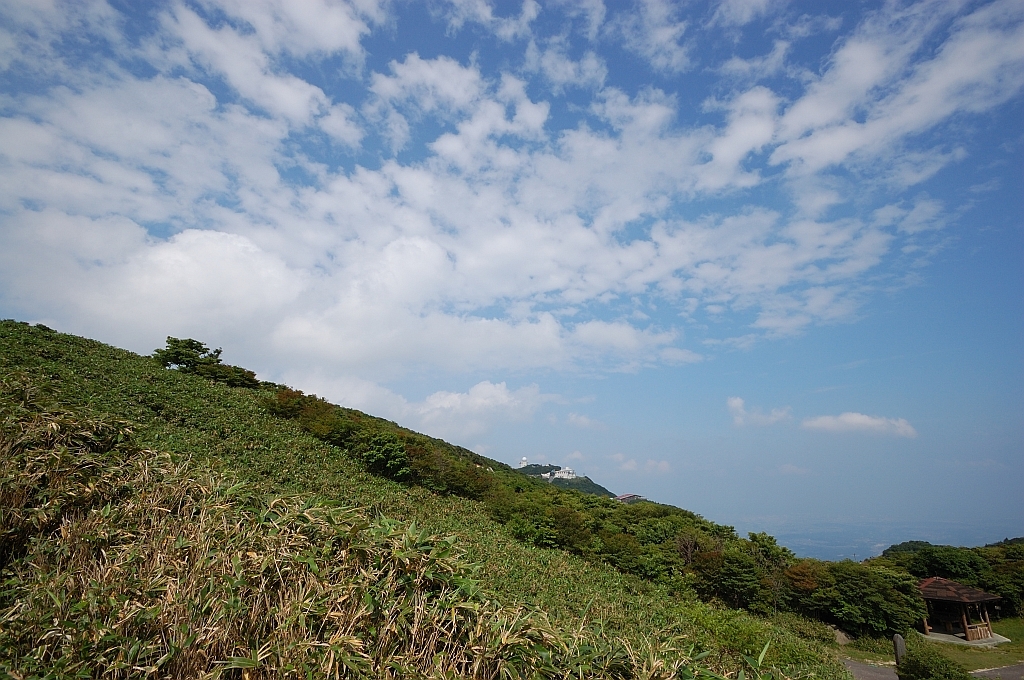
[567,412,605,429]
[727,397,791,426]
[801,412,918,437]
[610,453,671,474]
[613,0,691,72]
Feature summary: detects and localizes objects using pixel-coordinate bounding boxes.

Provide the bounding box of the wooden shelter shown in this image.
[919,577,1000,641]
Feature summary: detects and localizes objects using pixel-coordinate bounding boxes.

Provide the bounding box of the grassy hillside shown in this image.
[0,321,849,679]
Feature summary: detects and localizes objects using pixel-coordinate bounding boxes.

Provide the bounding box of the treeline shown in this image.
[155,338,1021,640]
[869,541,1024,616]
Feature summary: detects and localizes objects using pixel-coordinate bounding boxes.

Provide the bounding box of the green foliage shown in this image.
[908,546,992,582]
[897,638,972,680]
[0,320,853,680]
[359,430,412,480]
[785,560,926,636]
[883,540,937,557]
[6,389,738,678]
[152,336,259,388]
[871,542,1024,617]
[550,475,616,497]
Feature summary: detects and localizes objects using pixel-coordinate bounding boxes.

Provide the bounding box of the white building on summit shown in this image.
[516,459,578,481]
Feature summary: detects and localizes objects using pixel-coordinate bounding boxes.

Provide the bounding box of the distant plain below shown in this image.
[740,518,1023,561]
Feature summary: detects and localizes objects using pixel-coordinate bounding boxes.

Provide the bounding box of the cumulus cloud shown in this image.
[278,374,555,442]
[416,381,553,438]
[727,397,791,426]
[0,0,1019,398]
[801,412,918,437]
[524,38,607,91]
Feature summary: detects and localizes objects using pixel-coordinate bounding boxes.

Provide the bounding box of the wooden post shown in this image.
[982,603,992,637]
[961,605,970,639]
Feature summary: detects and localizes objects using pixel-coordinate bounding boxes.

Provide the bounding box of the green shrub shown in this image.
[785,560,926,636]
[897,638,972,680]
[152,337,259,388]
[359,431,412,480]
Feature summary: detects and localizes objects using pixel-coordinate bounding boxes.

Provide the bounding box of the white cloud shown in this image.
[801,412,918,437]
[160,5,330,125]
[319,103,363,147]
[610,453,670,474]
[727,397,791,426]
[416,380,552,438]
[567,412,604,429]
[278,374,555,442]
[872,195,947,234]
[771,0,1024,177]
[711,0,778,27]
[524,38,607,91]
[644,459,671,473]
[719,40,790,80]
[699,87,779,190]
[436,0,540,41]
[0,0,1019,390]
[555,0,606,40]
[614,0,691,72]
[611,453,638,471]
[200,0,382,59]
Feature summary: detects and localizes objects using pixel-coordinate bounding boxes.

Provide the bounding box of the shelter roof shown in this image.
[919,577,1001,603]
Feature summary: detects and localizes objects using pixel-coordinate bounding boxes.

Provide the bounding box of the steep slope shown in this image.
[0,321,848,679]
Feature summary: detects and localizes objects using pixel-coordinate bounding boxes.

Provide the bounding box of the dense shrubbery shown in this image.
[785,561,925,636]
[872,542,1024,616]
[896,637,972,680]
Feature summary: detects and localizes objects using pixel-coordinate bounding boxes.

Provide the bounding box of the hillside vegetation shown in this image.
[2,377,794,678]
[872,541,1024,616]
[0,321,853,678]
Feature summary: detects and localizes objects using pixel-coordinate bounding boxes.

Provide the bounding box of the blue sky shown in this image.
[1,0,1021,558]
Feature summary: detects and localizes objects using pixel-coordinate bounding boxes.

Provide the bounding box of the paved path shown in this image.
[843,660,1024,680]
[973,664,1024,680]
[843,660,896,680]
